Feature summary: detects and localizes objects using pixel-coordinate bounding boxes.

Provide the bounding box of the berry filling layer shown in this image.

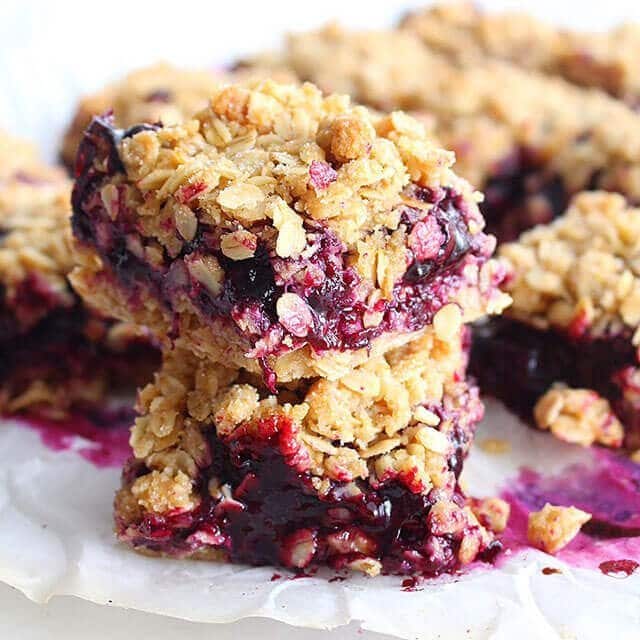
[71,117,502,385]
[0,301,158,414]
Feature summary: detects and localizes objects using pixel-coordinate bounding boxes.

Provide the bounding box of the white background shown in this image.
[2,1,640,637]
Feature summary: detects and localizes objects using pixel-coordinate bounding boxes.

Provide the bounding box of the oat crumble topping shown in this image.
[500,192,640,339]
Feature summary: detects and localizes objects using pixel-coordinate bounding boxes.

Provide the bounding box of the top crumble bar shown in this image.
[70,81,509,387]
[401,2,640,108]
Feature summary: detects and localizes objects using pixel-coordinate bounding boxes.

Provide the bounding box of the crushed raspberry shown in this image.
[308,160,338,190]
[567,309,591,339]
[408,216,445,262]
[176,182,207,204]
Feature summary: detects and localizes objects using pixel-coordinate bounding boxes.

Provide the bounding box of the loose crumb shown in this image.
[527,503,592,554]
[479,438,511,455]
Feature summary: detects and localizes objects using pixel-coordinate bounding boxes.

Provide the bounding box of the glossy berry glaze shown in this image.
[481,147,569,243]
[72,117,502,386]
[470,318,639,446]
[116,387,498,575]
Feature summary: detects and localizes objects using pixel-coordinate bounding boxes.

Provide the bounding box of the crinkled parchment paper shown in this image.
[0,401,638,640]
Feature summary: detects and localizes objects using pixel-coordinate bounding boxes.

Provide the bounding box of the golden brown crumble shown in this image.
[527,503,592,554]
[470,497,510,534]
[401,2,640,105]
[113,80,478,247]
[128,327,472,511]
[500,192,640,338]
[533,385,624,448]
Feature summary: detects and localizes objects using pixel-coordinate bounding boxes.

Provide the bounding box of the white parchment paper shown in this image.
[0,402,638,640]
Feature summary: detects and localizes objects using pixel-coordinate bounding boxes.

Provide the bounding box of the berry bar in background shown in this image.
[401,2,640,108]
[472,192,640,452]
[0,131,158,417]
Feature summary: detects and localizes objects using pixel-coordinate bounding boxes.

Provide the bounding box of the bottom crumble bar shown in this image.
[115,330,506,575]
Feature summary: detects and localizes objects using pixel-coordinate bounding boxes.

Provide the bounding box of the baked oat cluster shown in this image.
[70,80,509,386]
[527,503,592,554]
[246,23,640,242]
[69,80,511,574]
[401,2,640,107]
[0,131,158,416]
[473,192,640,449]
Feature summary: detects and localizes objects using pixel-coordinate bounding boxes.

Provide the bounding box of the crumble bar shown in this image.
[0,131,158,416]
[401,2,640,108]
[472,192,640,449]
[248,24,640,242]
[70,80,509,388]
[115,329,505,575]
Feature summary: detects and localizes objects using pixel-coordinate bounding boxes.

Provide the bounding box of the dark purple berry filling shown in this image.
[72,117,498,383]
[117,399,495,575]
[481,148,569,242]
[470,317,639,446]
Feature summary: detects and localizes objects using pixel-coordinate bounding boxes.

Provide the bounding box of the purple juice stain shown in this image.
[499,448,640,572]
[13,405,133,468]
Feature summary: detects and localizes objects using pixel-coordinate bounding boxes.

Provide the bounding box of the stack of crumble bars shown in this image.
[69,80,512,574]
